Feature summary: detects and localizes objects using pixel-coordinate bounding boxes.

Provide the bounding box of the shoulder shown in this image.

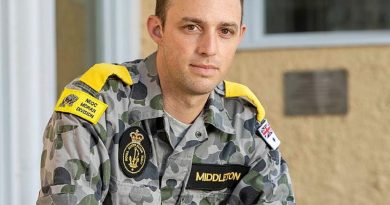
[67,60,143,95]
[222,80,265,122]
[54,60,143,124]
[220,81,281,150]
[78,63,134,92]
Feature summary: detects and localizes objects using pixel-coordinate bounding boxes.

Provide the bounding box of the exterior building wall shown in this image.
[141,1,390,204]
[231,47,390,205]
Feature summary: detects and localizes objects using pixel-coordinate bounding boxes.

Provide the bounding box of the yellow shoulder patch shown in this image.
[55,88,108,124]
[80,63,133,92]
[224,81,265,121]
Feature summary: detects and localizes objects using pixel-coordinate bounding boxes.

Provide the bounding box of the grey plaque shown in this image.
[284,69,348,115]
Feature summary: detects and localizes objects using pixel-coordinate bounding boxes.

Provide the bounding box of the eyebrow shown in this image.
[181,17,203,24]
[220,22,239,31]
[180,17,239,30]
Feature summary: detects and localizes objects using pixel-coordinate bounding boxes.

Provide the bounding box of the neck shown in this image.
[162,90,209,124]
[155,50,212,124]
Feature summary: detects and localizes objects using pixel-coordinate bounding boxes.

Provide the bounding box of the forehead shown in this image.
[166,0,242,24]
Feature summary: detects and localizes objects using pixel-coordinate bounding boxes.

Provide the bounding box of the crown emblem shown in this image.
[130,129,144,143]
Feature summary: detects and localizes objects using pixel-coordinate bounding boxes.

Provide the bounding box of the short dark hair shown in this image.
[155,0,244,27]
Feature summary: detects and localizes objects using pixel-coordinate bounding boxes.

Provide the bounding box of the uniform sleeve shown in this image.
[227,132,296,204]
[36,112,110,205]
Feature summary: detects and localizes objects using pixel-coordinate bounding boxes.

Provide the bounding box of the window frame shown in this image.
[239,0,390,49]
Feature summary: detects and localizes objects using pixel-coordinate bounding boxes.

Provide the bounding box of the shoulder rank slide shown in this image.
[258,119,280,150]
[55,88,108,124]
[224,81,265,121]
[80,63,133,92]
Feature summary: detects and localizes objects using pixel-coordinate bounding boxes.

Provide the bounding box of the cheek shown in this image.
[219,38,239,53]
[164,31,195,51]
[219,47,238,72]
[162,37,183,57]
[221,46,237,62]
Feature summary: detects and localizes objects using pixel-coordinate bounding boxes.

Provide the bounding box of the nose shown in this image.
[196,30,218,57]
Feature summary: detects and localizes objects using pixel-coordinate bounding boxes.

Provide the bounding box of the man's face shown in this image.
[156,0,246,96]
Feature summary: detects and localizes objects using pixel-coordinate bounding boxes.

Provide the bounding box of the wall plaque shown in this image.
[284,69,348,115]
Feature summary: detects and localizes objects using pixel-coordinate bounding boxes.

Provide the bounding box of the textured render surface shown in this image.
[230,47,390,204]
[140,2,390,204]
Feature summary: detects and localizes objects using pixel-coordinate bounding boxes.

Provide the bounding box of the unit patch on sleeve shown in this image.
[186,164,249,191]
[119,127,151,178]
[257,119,280,150]
[55,88,108,124]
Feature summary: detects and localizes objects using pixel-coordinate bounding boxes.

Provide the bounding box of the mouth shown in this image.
[189,64,219,76]
[190,64,218,70]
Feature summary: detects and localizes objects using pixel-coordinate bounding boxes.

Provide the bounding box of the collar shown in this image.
[127,52,164,124]
[127,53,235,134]
[203,84,236,135]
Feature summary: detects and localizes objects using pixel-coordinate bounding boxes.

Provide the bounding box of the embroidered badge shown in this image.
[119,127,151,178]
[257,120,280,150]
[55,88,108,124]
[59,94,79,107]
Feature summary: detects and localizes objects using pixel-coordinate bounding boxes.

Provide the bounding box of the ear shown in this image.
[238,24,247,42]
[147,15,164,44]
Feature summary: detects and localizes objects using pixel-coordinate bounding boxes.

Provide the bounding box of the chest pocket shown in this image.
[179,189,231,205]
[107,177,160,205]
[108,125,161,204]
[179,163,249,205]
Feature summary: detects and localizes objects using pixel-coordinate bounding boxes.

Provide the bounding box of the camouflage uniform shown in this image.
[37,53,295,205]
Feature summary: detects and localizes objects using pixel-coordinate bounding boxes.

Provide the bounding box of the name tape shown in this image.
[187,163,249,191]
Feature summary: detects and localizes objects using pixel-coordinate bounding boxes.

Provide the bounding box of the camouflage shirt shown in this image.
[37,53,295,205]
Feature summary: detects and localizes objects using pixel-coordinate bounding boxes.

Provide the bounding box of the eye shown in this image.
[220,28,235,38]
[221,28,231,35]
[187,25,197,31]
[184,24,200,32]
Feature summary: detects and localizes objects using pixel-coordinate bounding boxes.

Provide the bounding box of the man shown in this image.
[37,0,295,204]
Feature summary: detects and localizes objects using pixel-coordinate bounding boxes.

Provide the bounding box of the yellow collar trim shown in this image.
[80,63,133,92]
[224,81,265,121]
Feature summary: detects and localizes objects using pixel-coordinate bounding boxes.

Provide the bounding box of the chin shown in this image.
[189,83,218,95]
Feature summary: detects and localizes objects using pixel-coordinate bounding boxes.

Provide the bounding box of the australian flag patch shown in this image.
[257,119,280,150]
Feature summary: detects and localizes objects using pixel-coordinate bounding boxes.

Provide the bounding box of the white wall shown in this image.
[0,0,56,204]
